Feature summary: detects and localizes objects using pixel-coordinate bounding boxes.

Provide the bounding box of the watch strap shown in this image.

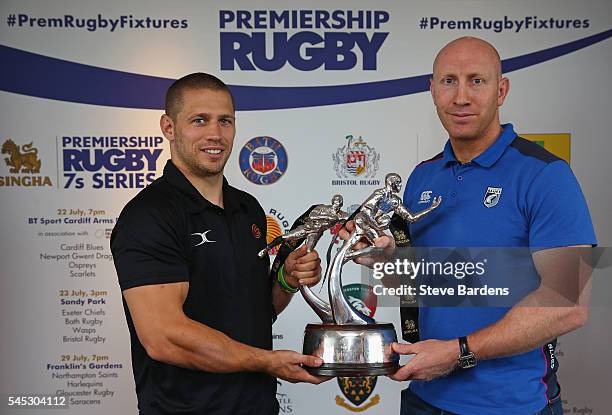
[459,336,470,356]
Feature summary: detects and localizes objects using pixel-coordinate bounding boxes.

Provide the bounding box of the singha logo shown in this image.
[2,139,41,173]
[0,138,52,187]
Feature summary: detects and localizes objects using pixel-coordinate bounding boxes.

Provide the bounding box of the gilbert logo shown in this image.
[1,138,53,187]
[191,230,215,246]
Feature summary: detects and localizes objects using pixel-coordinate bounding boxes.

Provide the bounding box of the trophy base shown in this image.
[302,323,399,377]
[306,362,398,377]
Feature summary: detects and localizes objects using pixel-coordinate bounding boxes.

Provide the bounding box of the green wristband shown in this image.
[278,264,299,294]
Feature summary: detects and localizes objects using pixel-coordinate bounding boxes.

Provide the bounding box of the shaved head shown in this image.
[429,36,509,150]
[433,37,502,78]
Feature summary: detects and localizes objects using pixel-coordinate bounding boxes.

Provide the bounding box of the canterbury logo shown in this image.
[191,230,215,246]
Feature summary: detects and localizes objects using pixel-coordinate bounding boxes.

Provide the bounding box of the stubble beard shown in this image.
[174,136,230,179]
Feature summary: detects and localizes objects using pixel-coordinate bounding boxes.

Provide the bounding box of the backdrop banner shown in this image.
[1,1,610,413]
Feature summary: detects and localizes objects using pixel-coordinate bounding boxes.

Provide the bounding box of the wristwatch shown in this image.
[457,336,477,369]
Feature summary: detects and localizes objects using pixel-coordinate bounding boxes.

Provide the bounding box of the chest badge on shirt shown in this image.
[251,223,262,239]
[483,186,503,208]
[191,230,216,246]
[418,190,433,204]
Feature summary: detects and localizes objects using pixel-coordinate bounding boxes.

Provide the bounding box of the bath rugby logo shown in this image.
[265,207,290,256]
[483,186,502,208]
[239,136,288,185]
[333,135,380,178]
[1,138,53,187]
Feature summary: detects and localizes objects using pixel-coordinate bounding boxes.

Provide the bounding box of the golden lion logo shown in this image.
[2,139,41,173]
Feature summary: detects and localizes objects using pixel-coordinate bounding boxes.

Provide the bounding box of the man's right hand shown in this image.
[337,220,396,268]
[262,350,330,384]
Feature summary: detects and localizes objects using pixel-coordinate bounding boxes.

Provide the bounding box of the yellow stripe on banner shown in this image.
[521,133,571,165]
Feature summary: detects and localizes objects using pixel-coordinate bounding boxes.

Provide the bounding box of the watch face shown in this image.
[459,353,477,369]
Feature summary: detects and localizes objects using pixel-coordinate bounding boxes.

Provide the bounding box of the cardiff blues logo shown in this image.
[483,186,502,208]
[333,135,379,178]
[239,136,288,185]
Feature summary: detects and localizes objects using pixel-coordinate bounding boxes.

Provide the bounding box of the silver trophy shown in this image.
[299,173,441,376]
[259,195,349,322]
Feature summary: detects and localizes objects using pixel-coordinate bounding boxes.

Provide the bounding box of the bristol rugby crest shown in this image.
[483,186,502,208]
[239,136,287,185]
[333,135,380,178]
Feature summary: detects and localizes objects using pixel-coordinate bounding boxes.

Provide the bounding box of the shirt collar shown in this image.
[162,160,244,214]
[442,123,517,167]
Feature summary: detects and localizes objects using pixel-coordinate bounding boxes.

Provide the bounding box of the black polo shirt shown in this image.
[111,160,278,415]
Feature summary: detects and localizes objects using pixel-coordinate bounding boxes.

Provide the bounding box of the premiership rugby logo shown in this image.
[239,136,288,185]
[483,186,502,208]
[1,138,53,187]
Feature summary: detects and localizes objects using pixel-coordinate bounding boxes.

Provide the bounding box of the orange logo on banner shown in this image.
[521,133,571,164]
[265,216,283,255]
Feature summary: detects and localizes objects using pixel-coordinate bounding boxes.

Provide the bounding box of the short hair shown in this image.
[164,72,235,120]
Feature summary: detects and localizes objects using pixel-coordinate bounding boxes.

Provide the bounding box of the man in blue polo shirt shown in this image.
[385,37,596,414]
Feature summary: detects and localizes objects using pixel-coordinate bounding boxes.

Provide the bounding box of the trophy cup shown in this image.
[260,173,440,376]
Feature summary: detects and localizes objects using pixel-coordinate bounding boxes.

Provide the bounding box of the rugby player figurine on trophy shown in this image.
[301,173,441,376]
[259,195,348,323]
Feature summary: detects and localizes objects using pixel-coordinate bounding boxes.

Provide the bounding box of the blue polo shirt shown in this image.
[402,124,596,415]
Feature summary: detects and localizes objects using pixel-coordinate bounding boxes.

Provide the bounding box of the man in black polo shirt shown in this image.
[111,73,326,415]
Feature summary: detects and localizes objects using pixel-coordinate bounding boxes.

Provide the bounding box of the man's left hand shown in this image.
[390,340,459,381]
[284,245,322,288]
